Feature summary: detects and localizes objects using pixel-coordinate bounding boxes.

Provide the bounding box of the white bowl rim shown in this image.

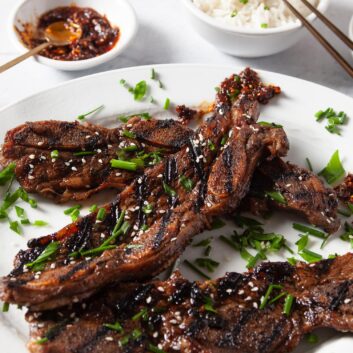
[182,0,330,35]
[349,15,353,40]
[9,0,138,69]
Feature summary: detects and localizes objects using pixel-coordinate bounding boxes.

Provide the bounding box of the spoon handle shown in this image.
[0,42,50,74]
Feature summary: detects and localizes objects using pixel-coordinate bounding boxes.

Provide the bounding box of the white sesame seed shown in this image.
[29,154,35,159]
[98,159,103,164]
[248,281,254,287]
[146,296,152,304]
[138,178,142,184]
[253,302,258,309]
[105,337,114,341]
[344,298,351,304]
[226,289,232,294]
[65,162,70,166]
[186,147,190,152]
[29,164,34,169]
[97,149,102,153]
[116,172,121,177]
[86,135,91,139]
[28,175,35,180]
[157,286,165,292]
[245,296,252,301]
[238,289,244,295]
[71,166,78,171]
[82,158,86,164]
[157,174,163,178]
[251,287,259,292]
[37,141,43,146]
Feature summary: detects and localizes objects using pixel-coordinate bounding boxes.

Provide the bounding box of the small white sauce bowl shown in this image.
[10,0,138,71]
[181,0,330,57]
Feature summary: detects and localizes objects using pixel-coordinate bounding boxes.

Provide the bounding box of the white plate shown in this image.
[0,64,353,352]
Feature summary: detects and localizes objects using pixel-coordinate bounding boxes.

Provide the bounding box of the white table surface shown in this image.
[0,2,352,352]
[0,0,352,106]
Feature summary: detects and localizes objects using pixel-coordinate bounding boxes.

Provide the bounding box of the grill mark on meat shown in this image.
[329,280,350,310]
[136,175,148,228]
[223,146,234,193]
[65,217,93,255]
[59,261,88,283]
[25,254,353,353]
[153,209,173,249]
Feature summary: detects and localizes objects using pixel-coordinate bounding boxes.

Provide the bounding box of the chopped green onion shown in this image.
[89,204,98,213]
[110,159,138,171]
[33,220,48,227]
[234,215,262,228]
[148,343,167,353]
[122,144,138,152]
[295,234,309,252]
[29,199,37,208]
[64,205,81,215]
[306,157,313,171]
[35,337,49,345]
[318,150,345,185]
[283,294,295,316]
[239,0,248,3]
[292,223,327,239]
[183,260,210,280]
[164,98,170,110]
[104,321,124,333]
[132,307,148,321]
[151,68,156,80]
[287,257,298,265]
[230,10,238,17]
[26,241,60,270]
[299,249,322,263]
[0,163,16,185]
[208,140,216,151]
[119,336,130,346]
[77,105,104,121]
[133,81,148,101]
[306,333,319,344]
[73,151,96,156]
[162,182,176,197]
[2,302,9,312]
[265,191,287,204]
[193,238,212,248]
[259,284,283,309]
[204,296,217,313]
[9,220,21,235]
[15,206,25,219]
[158,80,164,89]
[211,217,226,229]
[195,258,219,272]
[50,150,59,159]
[142,203,153,214]
[179,175,193,192]
[264,5,270,10]
[96,208,107,221]
[122,130,136,139]
[261,23,268,28]
[258,121,283,128]
[131,328,142,340]
[337,208,352,217]
[21,219,31,225]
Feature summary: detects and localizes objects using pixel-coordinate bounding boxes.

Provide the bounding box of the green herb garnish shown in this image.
[195,257,219,272]
[295,234,309,252]
[292,223,327,239]
[50,150,59,159]
[132,307,148,321]
[299,249,322,263]
[110,159,138,171]
[2,302,9,312]
[73,151,96,156]
[89,204,98,213]
[0,163,16,185]
[204,296,217,313]
[77,105,104,121]
[163,98,170,110]
[35,337,49,345]
[162,182,176,197]
[318,150,345,184]
[9,220,21,235]
[315,107,348,135]
[179,175,193,192]
[265,191,287,204]
[133,81,147,101]
[104,321,124,333]
[306,333,319,344]
[96,208,107,222]
[183,260,210,280]
[283,294,295,316]
[259,284,283,309]
[148,343,167,353]
[33,220,48,227]
[26,241,60,270]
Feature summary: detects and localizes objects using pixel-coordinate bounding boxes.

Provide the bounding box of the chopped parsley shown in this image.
[306,333,319,344]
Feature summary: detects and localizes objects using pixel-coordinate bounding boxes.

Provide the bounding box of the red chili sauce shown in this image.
[17,6,120,61]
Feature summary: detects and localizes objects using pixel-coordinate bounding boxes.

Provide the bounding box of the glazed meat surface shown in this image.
[0,118,193,202]
[0,69,287,311]
[241,158,340,233]
[27,253,353,353]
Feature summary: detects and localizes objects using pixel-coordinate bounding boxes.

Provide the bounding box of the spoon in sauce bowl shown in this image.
[0,21,82,73]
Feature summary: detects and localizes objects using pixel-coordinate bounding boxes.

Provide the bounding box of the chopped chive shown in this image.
[70,208,80,222]
[179,175,193,192]
[220,134,228,146]
[77,105,104,121]
[214,87,220,92]
[110,159,138,171]
[111,211,126,236]
[264,5,270,10]
[29,199,37,208]
[131,328,142,340]
[133,81,148,101]
[268,291,287,305]
[265,191,287,204]
[337,208,352,217]
[158,80,164,89]
[73,151,96,156]
[261,23,268,28]
[204,245,212,256]
[122,144,138,152]
[318,150,345,185]
[2,302,9,312]
[211,217,226,229]
[283,294,295,316]
[306,157,313,171]
[208,140,216,151]
[292,223,327,239]
[230,9,238,17]
[258,121,283,128]
[15,205,25,219]
[104,321,124,333]
[183,260,210,280]
[163,98,170,110]
[96,208,107,222]
[195,257,219,272]
[287,257,298,266]
[50,150,59,159]
[299,249,322,263]
[21,219,31,225]
[219,235,239,251]
[119,336,130,346]
[193,238,212,247]
[89,204,98,213]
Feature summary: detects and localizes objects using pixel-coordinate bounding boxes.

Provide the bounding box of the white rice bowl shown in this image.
[192,0,319,28]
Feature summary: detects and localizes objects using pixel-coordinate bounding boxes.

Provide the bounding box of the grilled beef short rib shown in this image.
[0,69,287,311]
[27,253,353,353]
[241,158,340,233]
[0,118,193,202]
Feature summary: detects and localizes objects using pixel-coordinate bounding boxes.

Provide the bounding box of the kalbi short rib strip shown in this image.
[0,69,288,311]
[241,158,340,233]
[27,253,353,353]
[0,117,193,202]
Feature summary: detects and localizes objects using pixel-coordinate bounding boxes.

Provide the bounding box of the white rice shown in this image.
[192,0,319,29]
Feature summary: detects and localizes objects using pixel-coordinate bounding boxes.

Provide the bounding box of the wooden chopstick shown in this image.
[283,0,353,78]
[300,0,353,50]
